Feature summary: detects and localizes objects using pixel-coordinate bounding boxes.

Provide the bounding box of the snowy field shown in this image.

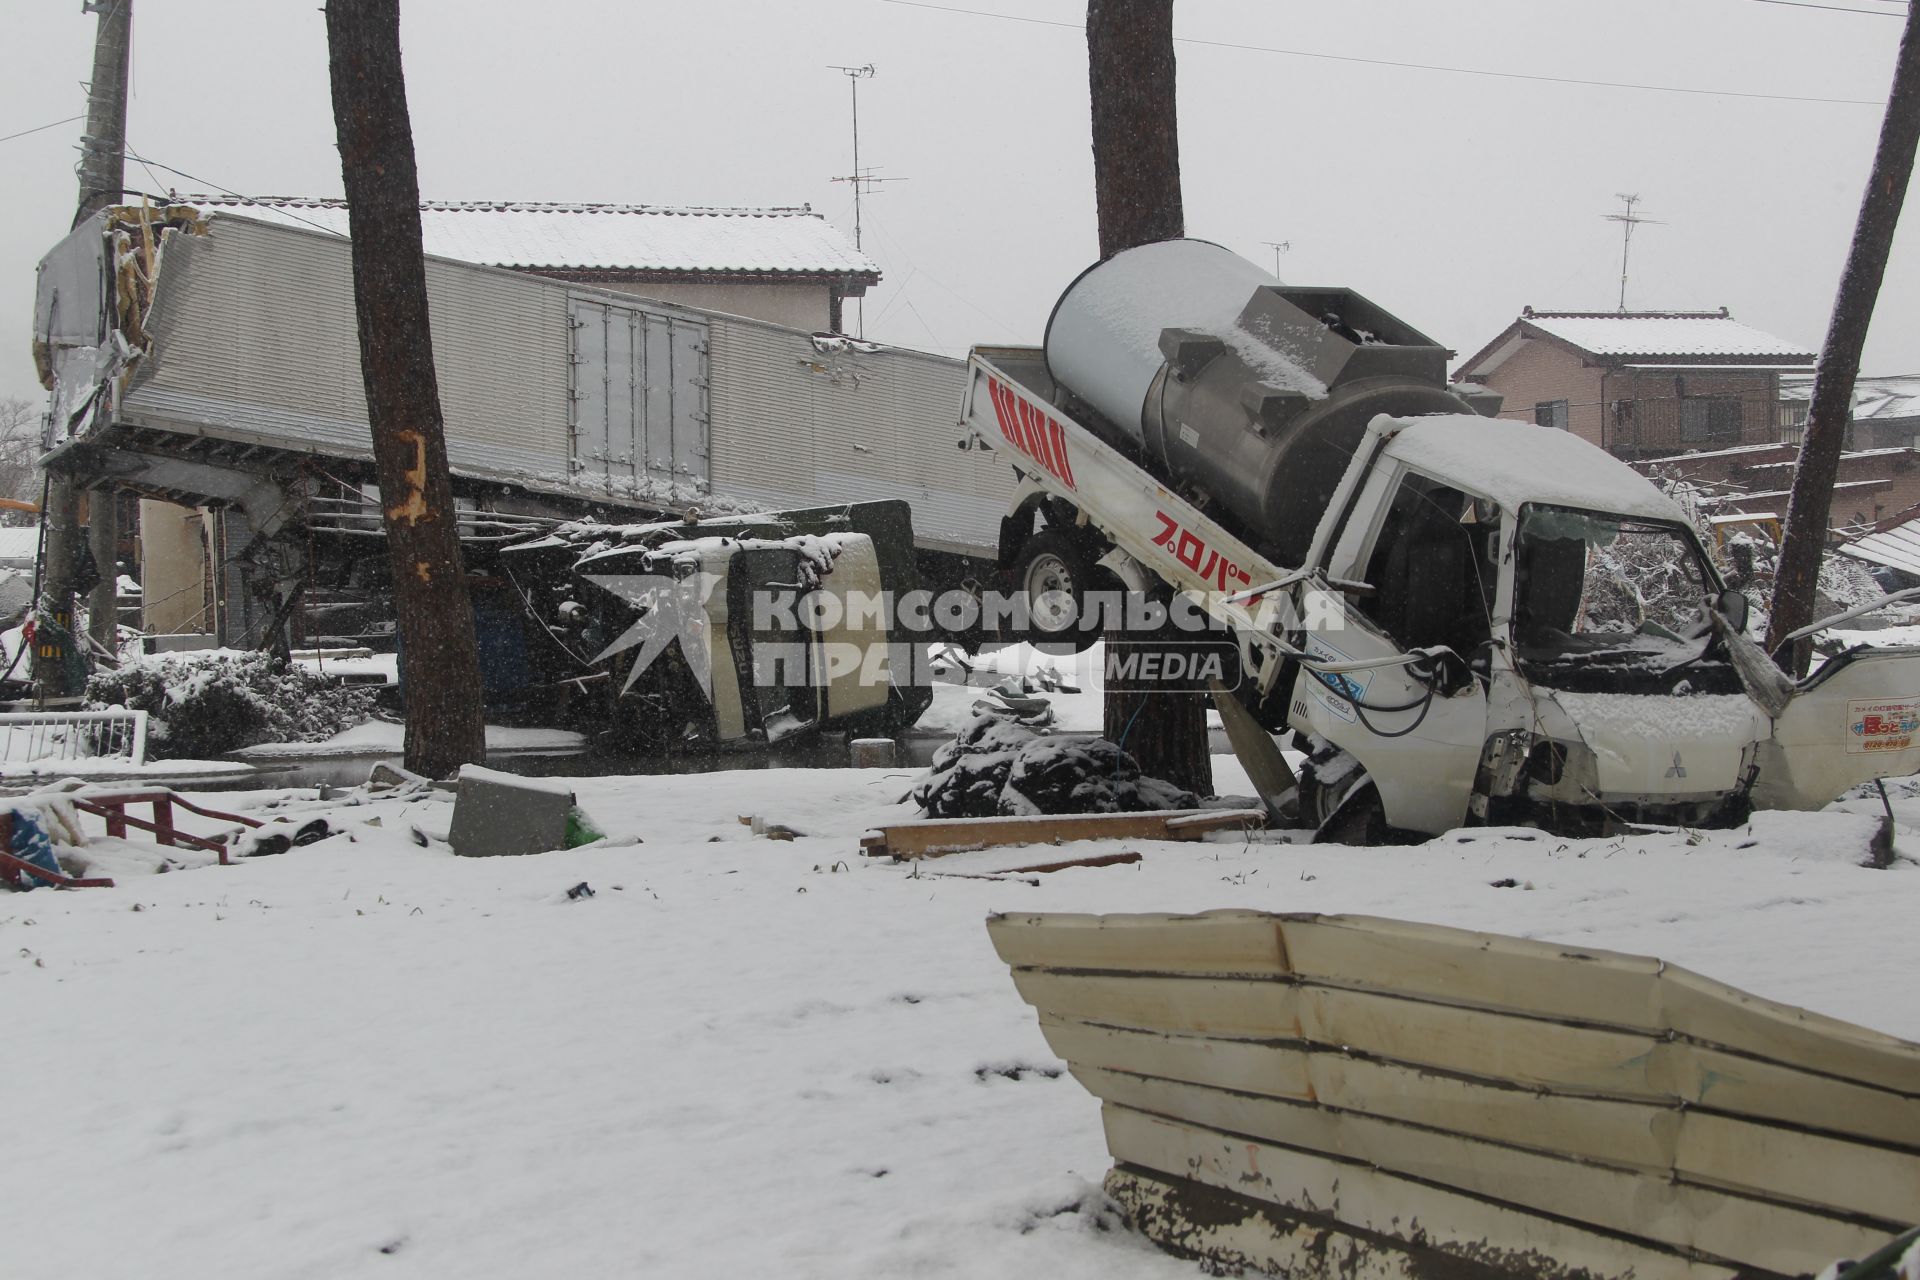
[3,757,1917,1278]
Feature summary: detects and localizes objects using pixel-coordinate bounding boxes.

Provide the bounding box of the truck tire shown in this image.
[1011,529,1104,652]
[1303,752,1421,846]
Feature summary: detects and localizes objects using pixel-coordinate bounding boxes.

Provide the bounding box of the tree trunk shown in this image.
[1088,0,1211,797]
[324,0,487,778]
[1088,0,1183,259]
[1765,9,1920,674]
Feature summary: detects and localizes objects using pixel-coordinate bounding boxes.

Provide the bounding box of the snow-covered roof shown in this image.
[1842,518,1920,577]
[1523,311,1815,361]
[1459,309,1815,378]
[184,196,880,280]
[1381,415,1684,523]
[1780,373,1920,421]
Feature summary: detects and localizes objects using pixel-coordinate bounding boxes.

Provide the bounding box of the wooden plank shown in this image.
[1019,969,1920,1148]
[1010,971,1676,1100]
[1038,1014,1316,1101]
[1083,1069,1898,1267]
[1101,1105,1750,1280]
[1677,1109,1920,1226]
[989,910,1289,977]
[1040,1016,1670,1170]
[1660,964,1920,1098]
[1681,1043,1920,1149]
[1278,914,1667,1030]
[999,914,1920,1097]
[1041,1015,1920,1220]
[999,912,1920,1142]
[862,808,1263,859]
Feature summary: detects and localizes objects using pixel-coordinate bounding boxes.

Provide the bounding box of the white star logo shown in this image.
[584,573,723,696]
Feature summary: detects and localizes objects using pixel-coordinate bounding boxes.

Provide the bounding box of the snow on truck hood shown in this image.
[1381,414,1688,524]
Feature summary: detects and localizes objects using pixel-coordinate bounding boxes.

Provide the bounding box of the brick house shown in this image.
[1453,308,1815,460]
[1635,441,1920,536]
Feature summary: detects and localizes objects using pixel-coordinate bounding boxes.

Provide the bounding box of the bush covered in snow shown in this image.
[86,650,378,759]
[910,705,1197,817]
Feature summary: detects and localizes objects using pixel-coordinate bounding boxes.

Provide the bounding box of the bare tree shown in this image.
[1088,0,1211,798]
[1766,9,1920,673]
[0,399,44,521]
[324,0,488,777]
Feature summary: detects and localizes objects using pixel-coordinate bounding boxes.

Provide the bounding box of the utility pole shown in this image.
[41,0,132,699]
[827,63,901,337]
[1261,240,1290,276]
[1767,7,1920,673]
[1602,194,1662,312]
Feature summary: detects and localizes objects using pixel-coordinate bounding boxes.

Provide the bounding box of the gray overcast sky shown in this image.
[2,0,1915,408]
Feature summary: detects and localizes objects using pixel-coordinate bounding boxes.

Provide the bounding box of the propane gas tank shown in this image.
[1041,238,1492,565]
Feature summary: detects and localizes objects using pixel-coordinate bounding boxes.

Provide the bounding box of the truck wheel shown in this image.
[1304,754,1421,846]
[1011,530,1102,652]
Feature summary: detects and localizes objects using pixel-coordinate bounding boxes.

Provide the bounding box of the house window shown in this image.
[1778,401,1808,446]
[1534,399,1570,431]
[1680,396,1743,444]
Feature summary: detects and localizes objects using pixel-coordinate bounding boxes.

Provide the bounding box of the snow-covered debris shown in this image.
[86,650,377,759]
[911,706,1197,818]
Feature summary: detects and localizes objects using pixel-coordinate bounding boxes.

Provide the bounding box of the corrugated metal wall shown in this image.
[130,216,573,487]
[708,317,1016,553]
[123,213,1013,553]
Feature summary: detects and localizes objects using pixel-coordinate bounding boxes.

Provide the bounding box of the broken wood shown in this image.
[930,851,1145,880]
[861,808,1262,860]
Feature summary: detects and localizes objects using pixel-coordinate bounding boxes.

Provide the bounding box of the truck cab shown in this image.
[1297,414,1768,837]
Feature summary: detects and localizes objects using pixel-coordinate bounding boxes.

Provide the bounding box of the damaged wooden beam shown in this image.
[860,808,1263,860]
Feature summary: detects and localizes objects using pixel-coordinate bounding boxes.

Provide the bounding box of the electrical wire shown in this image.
[123,148,350,241]
[0,115,86,146]
[877,0,1890,106]
[1734,0,1907,14]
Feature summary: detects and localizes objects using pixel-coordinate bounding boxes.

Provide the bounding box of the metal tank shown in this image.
[1043,238,1498,565]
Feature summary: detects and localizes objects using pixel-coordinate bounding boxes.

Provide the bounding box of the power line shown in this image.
[0,114,85,147]
[124,148,349,240]
[877,0,1889,107]
[1734,0,1906,14]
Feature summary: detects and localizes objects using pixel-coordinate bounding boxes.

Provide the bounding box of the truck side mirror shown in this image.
[1713,588,1751,635]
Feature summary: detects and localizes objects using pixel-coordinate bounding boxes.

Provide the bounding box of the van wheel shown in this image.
[1011,529,1104,652]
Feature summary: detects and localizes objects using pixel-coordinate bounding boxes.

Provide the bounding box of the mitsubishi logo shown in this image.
[1664,752,1688,780]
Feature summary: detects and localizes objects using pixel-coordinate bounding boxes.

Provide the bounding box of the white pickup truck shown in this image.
[964,239,1920,840]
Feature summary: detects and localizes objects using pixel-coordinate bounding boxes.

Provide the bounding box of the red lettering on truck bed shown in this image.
[1151,512,1253,593]
[986,377,1076,490]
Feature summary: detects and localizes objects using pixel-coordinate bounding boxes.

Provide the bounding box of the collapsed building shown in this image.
[31,198,1014,660]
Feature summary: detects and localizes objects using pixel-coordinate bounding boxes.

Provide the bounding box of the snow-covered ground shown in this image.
[3,758,1916,1278]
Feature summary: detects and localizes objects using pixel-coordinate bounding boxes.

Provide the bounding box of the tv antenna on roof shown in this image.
[1602,194,1664,312]
[827,63,906,337]
[1261,240,1291,276]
